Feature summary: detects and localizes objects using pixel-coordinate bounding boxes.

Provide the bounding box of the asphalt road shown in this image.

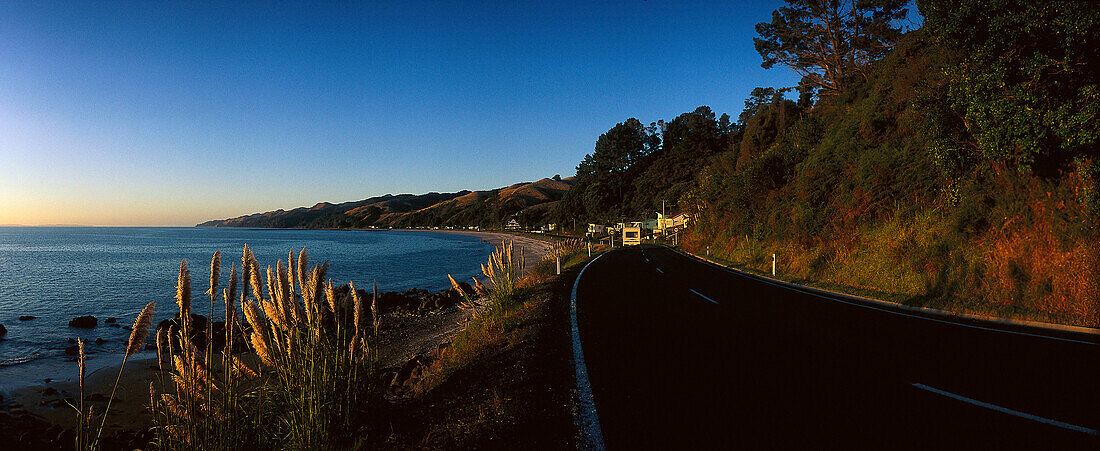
[574,245,1098,449]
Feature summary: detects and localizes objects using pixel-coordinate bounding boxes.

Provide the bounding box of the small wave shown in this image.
[0,352,43,368]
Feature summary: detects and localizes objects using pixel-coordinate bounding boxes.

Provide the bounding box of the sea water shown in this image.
[0,227,492,391]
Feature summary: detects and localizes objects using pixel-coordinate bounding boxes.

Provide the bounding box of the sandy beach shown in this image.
[418,229,554,268]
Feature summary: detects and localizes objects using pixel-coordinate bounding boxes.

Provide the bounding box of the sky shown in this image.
[0,0,801,226]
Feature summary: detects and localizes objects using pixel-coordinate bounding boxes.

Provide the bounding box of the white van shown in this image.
[622,226,641,246]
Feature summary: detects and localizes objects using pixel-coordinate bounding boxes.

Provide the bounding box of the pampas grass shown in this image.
[147,246,377,450]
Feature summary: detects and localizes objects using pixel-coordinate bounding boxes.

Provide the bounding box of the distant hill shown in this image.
[197,177,575,229]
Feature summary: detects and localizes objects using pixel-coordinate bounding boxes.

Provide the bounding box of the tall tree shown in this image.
[754,0,909,96]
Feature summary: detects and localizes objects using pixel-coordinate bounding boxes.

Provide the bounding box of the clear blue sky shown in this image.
[1,0,799,226]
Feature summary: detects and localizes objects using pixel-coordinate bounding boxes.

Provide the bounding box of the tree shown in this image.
[754,0,909,96]
[576,118,656,178]
[919,0,1100,176]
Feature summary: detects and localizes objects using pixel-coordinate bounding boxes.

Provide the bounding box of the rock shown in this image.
[68,316,97,329]
[44,378,52,384]
[108,323,121,328]
[154,313,212,353]
[40,387,57,396]
[0,323,5,337]
[95,338,106,345]
[19,315,37,321]
[67,338,76,344]
[65,345,79,356]
[104,317,118,324]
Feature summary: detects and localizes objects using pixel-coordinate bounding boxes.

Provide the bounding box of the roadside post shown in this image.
[556,252,561,275]
[772,253,776,276]
[587,242,591,257]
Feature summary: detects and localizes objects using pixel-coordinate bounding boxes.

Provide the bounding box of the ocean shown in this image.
[0,227,492,391]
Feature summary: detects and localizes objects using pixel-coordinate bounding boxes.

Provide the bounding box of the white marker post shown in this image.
[587,242,591,257]
[556,252,561,275]
[772,253,776,276]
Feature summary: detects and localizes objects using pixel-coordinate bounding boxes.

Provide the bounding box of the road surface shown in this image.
[574,245,1098,449]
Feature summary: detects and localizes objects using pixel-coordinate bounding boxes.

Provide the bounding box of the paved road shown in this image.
[574,245,1098,449]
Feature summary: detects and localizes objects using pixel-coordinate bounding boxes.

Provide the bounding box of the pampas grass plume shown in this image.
[176,260,191,317]
[126,301,156,357]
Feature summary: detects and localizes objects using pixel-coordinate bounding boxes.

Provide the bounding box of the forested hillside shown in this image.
[551,0,1098,327]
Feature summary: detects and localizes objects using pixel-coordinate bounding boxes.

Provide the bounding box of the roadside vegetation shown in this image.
[550,0,1099,328]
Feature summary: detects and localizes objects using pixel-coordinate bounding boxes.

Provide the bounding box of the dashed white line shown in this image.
[689,288,719,305]
[911,383,1098,435]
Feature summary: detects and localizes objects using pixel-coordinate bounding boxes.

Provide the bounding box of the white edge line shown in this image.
[571,252,607,449]
[911,383,1098,435]
[672,248,1097,347]
[689,288,719,305]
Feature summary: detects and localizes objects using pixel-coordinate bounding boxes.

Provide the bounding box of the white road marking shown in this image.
[570,253,607,449]
[655,267,664,274]
[689,288,719,305]
[911,383,1097,435]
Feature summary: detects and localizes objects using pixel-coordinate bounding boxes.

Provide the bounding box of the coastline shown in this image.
[0,228,557,443]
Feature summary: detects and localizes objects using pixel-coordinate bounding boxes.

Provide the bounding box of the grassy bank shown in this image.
[381,241,596,448]
[684,201,1099,328]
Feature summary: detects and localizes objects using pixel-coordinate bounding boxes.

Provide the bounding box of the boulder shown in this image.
[377,291,413,311]
[68,316,97,329]
[153,313,221,353]
[0,323,6,337]
[208,320,248,354]
[94,338,106,345]
[104,317,118,324]
[19,316,37,321]
[64,345,79,356]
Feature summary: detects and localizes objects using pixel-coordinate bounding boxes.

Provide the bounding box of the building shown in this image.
[655,212,691,235]
[587,223,607,235]
[505,219,521,230]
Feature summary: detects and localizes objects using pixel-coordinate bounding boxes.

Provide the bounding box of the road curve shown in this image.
[574,245,1098,449]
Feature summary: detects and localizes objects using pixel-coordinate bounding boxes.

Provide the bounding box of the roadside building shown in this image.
[656,212,691,235]
[587,223,607,235]
[505,219,521,230]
